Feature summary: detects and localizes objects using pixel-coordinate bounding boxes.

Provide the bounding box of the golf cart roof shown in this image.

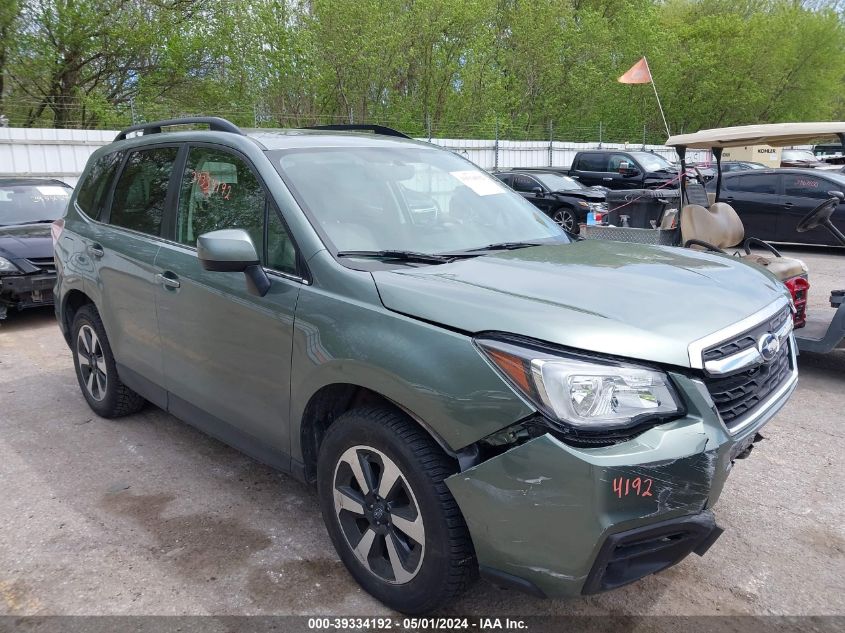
[666,122,845,149]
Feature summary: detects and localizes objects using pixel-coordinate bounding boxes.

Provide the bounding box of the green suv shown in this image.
[54,117,797,613]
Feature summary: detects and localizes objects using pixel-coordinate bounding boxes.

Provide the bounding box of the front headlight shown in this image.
[0,257,20,275]
[476,337,682,430]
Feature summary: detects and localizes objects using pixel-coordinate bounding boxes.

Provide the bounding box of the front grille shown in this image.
[701,306,793,429]
[703,340,791,427]
[702,307,790,362]
[25,257,56,274]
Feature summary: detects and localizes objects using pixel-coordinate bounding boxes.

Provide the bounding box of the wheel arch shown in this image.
[298,382,456,483]
[61,289,95,345]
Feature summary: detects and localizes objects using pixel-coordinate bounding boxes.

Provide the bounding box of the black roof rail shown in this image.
[114,117,244,142]
[304,124,411,139]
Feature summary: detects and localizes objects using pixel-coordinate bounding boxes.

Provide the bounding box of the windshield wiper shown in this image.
[457,241,543,253]
[336,250,456,264]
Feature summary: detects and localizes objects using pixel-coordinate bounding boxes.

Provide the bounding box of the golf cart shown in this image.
[665,122,845,354]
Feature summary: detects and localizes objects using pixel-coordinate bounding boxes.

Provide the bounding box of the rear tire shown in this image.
[71,304,145,418]
[317,407,477,614]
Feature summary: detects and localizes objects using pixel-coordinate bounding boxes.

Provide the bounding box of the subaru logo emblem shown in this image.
[757,333,779,362]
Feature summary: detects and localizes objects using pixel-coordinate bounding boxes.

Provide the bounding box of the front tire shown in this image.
[317,407,477,614]
[71,304,145,418]
[552,207,578,234]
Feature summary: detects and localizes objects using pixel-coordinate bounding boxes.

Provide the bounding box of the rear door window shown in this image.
[109,147,178,235]
[575,153,609,171]
[735,173,778,194]
[76,152,123,220]
[512,175,541,192]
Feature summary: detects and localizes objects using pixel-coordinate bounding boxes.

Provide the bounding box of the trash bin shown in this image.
[605,189,681,229]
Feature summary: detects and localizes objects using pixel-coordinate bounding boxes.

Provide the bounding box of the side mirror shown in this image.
[828,190,844,202]
[197,229,270,297]
[531,186,544,195]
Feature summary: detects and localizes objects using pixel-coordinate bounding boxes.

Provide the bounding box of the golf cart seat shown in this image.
[680,183,807,281]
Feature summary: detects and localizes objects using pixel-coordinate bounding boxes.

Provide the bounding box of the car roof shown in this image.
[722,167,845,181]
[0,177,72,188]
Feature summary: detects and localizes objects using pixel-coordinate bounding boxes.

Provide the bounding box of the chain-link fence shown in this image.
[0,97,676,146]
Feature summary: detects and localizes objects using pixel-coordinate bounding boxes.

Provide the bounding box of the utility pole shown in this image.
[494,117,499,170]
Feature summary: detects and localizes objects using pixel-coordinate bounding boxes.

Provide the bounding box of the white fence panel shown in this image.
[0,128,711,184]
[0,128,117,186]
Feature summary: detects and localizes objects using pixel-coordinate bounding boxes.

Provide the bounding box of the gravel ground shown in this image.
[0,247,842,618]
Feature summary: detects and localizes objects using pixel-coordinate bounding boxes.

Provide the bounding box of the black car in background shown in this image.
[567,150,680,189]
[706,169,845,245]
[493,170,606,233]
[0,178,72,318]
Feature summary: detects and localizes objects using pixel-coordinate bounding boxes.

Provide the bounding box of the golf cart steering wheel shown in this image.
[796,196,841,233]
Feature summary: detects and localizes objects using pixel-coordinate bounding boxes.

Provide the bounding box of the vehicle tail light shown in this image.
[784,275,809,329]
[51,218,64,247]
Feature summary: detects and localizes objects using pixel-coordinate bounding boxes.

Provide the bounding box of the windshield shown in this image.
[0,183,71,226]
[782,150,817,162]
[629,152,674,172]
[532,173,583,192]
[273,147,566,255]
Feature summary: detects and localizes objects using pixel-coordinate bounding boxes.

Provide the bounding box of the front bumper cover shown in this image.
[445,372,780,598]
[0,272,56,310]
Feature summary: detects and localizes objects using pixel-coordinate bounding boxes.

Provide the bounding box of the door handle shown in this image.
[156,273,181,289]
[87,244,104,258]
[783,202,794,208]
[602,177,613,181]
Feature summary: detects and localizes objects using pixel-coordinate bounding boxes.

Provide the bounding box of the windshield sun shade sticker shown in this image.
[450,170,507,196]
[36,186,70,198]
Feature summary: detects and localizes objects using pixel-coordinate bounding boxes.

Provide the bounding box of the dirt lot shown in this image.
[0,246,843,618]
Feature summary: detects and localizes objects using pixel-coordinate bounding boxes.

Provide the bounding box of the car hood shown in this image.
[372,240,789,368]
[0,223,53,260]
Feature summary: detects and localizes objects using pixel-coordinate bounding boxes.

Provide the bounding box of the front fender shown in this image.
[288,257,533,461]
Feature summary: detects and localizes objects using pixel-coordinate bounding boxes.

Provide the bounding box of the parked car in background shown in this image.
[780,149,829,169]
[707,168,845,245]
[689,161,766,182]
[812,143,845,165]
[722,160,767,172]
[493,170,606,232]
[566,150,680,189]
[55,117,795,614]
[0,178,71,318]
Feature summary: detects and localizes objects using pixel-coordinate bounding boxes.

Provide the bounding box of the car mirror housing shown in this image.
[827,190,844,202]
[197,229,270,297]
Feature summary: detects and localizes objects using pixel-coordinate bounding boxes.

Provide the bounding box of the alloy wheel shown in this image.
[333,445,425,585]
[76,324,107,402]
[554,209,575,232]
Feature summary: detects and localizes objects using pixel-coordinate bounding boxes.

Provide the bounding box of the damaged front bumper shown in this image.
[445,370,792,598]
[0,272,56,317]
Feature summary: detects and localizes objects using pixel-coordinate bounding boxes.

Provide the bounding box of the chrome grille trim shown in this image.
[687,298,791,370]
[703,312,793,376]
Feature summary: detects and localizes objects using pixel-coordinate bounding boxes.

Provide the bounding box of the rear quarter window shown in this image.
[76,152,123,220]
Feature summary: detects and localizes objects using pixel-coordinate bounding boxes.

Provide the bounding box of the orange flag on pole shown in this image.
[618,57,652,84]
